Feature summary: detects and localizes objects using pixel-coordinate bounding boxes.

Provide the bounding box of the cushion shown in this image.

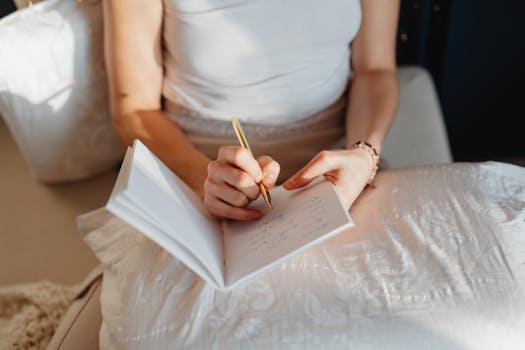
[381,66,452,168]
[78,162,525,349]
[47,266,103,350]
[0,0,123,183]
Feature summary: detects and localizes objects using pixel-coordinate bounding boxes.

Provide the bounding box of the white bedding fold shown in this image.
[79,162,525,349]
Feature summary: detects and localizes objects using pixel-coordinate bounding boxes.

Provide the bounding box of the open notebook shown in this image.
[106,140,353,290]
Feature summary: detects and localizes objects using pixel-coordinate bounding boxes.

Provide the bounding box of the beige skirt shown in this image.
[165,95,348,183]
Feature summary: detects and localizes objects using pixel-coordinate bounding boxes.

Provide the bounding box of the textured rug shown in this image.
[0,281,75,350]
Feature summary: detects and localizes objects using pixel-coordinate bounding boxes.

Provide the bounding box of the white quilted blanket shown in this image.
[79,162,525,349]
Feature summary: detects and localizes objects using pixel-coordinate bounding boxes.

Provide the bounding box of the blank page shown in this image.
[108,140,226,287]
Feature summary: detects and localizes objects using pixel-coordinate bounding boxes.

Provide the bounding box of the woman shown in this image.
[103,0,399,220]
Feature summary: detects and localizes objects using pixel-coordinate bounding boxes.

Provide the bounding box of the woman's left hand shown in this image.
[282,149,375,209]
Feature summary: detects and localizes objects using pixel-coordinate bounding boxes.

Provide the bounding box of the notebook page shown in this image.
[108,192,220,287]
[109,140,226,287]
[223,181,353,287]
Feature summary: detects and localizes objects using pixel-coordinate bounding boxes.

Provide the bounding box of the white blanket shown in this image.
[79,162,525,349]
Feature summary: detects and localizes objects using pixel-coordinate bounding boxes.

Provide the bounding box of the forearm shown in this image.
[102,0,208,197]
[112,109,210,198]
[345,69,398,154]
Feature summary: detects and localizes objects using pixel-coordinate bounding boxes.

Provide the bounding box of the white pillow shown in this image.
[79,162,525,349]
[0,0,124,183]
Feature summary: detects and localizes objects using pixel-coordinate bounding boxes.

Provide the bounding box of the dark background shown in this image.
[397,0,524,162]
[1,0,524,162]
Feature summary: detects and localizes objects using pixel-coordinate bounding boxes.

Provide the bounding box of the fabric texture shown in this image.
[0,281,76,350]
[0,265,103,350]
[162,0,361,124]
[0,0,123,183]
[79,162,525,349]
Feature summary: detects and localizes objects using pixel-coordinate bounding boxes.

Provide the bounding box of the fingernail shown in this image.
[283,180,293,189]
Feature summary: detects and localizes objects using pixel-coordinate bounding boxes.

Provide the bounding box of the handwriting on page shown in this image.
[242,195,330,257]
[224,181,352,287]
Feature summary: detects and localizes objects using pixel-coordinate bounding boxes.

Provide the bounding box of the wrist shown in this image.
[351,141,380,184]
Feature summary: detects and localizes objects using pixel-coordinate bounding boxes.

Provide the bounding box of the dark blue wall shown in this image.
[440,0,525,161]
[398,0,525,161]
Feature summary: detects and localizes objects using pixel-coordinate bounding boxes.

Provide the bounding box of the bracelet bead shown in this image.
[351,140,380,184]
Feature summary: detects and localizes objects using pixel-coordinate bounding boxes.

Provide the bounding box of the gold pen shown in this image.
[230,117,273,209]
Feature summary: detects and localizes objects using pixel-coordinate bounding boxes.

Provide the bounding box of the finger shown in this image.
[204,195,264,221]
[204,179,250,207]
[283,151,340,190]
[256,155,280,188]
[208,161,260,200]
[217,146,263,183]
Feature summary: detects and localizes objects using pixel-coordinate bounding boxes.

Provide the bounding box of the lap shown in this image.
[79,162,525,349]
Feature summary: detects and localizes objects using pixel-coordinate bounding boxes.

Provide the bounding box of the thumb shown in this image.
[283,151,336,190]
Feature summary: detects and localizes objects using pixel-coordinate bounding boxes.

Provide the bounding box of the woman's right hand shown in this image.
[204,146,280,221]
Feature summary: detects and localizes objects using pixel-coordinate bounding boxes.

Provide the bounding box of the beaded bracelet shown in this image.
[351,140,380,184]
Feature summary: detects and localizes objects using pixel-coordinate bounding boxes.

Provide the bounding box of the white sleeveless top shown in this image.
[162,0,361,126]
